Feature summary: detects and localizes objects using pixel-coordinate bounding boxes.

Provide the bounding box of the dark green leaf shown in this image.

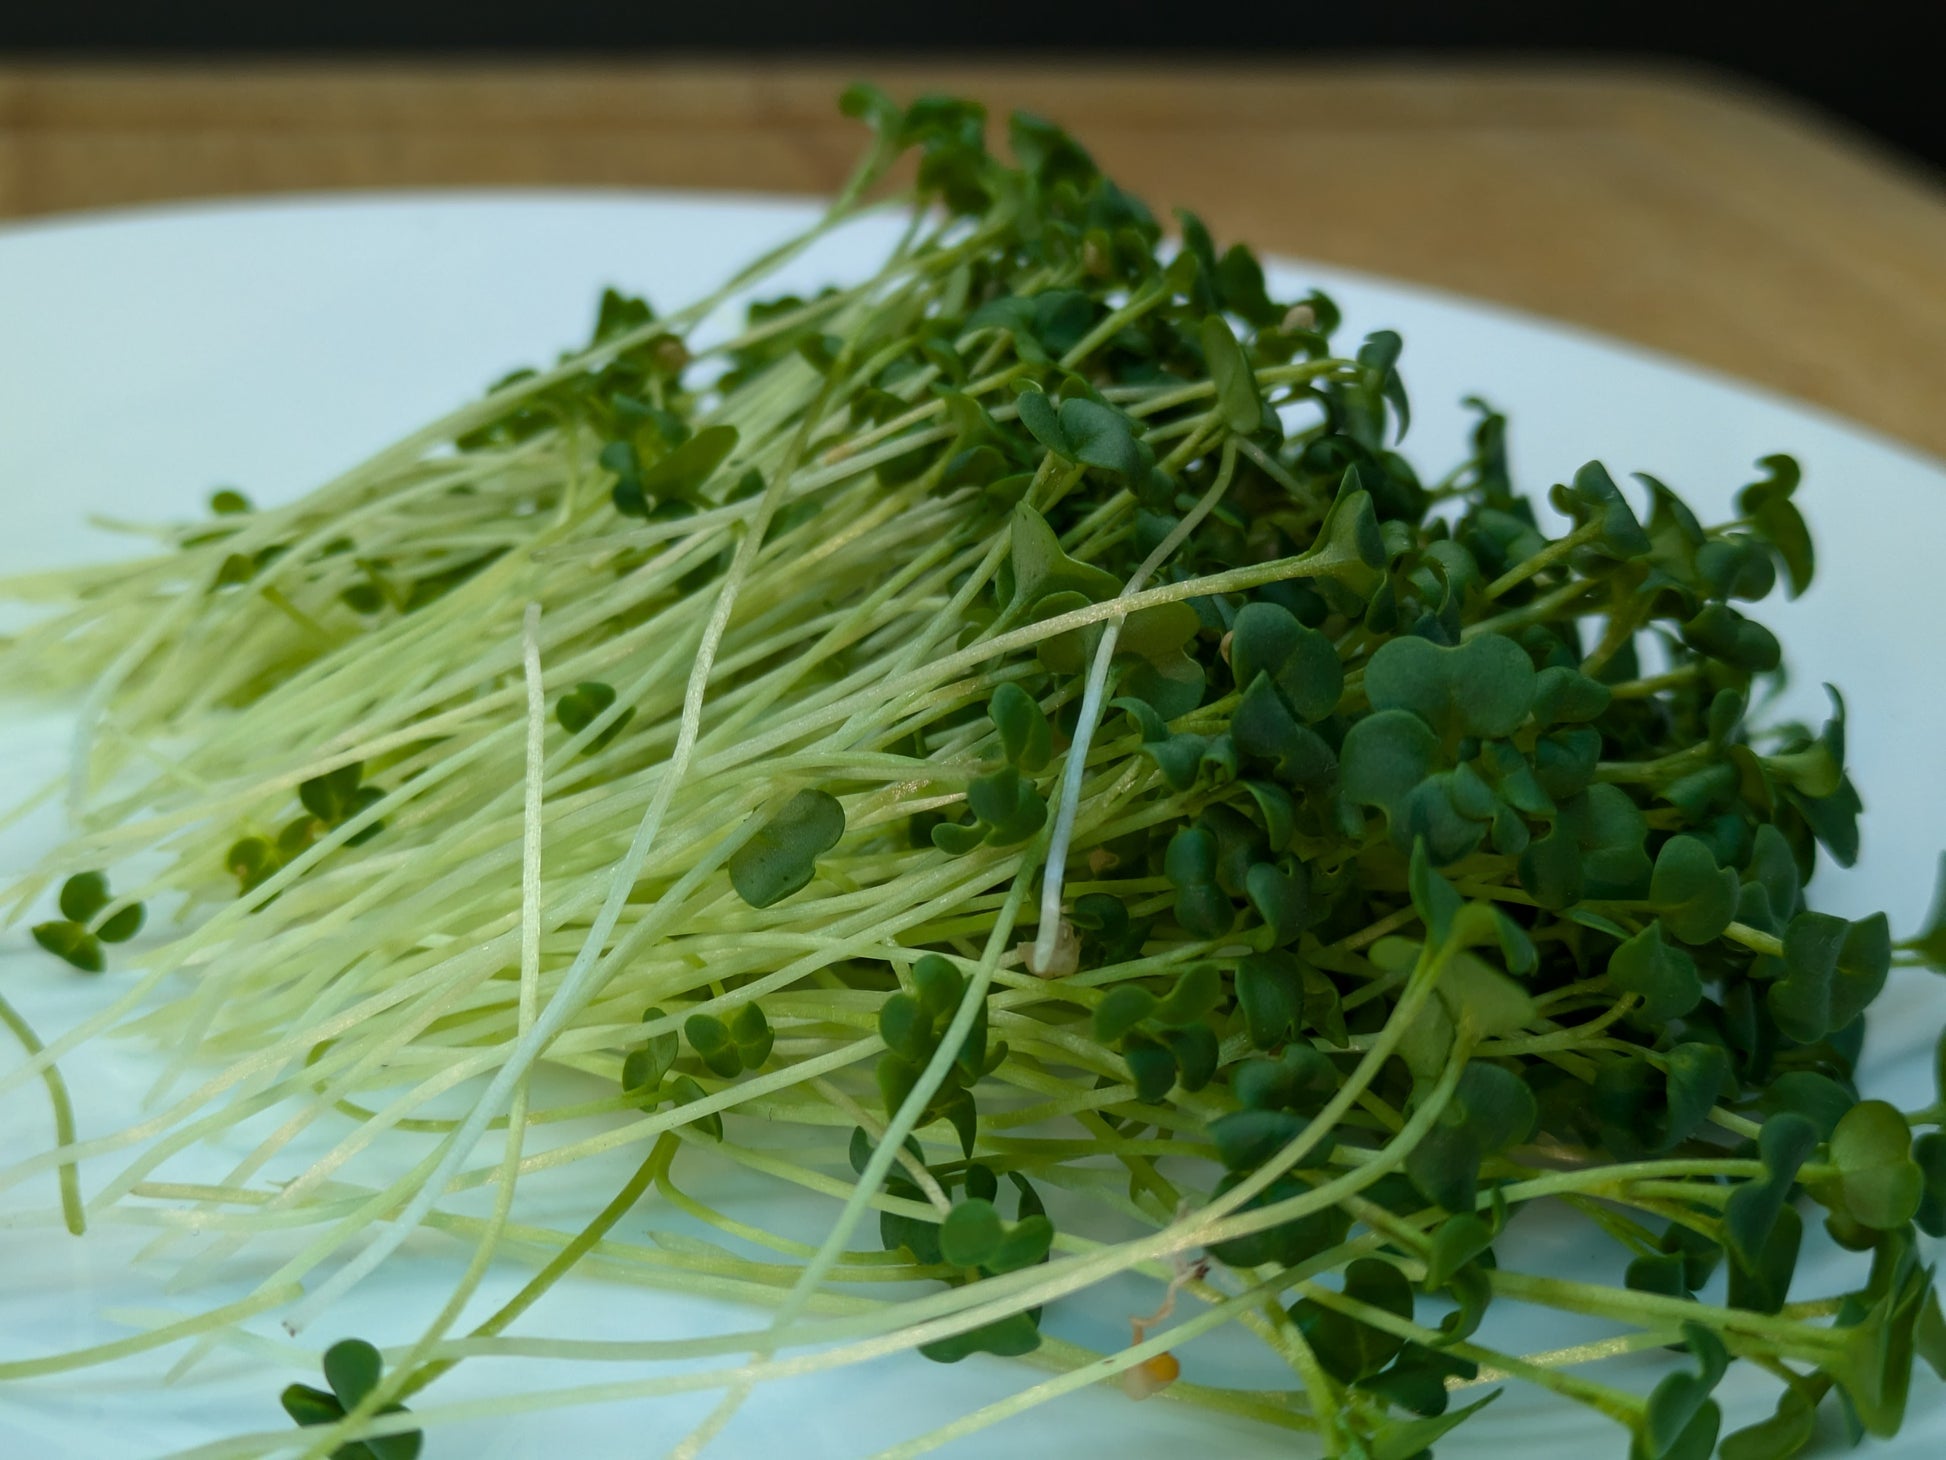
[988,682,1052,772]
[1768,911,1891,1044]
[1093,985,1158,1045]
[1607,921,1703,1023]
[1760,1071,1855,1141]
[31,921,104,973]
[1007,502,1120,607]
[669,1074,723,1140]
[728,790,845,909]
[1736,454,1814,597]
[1719,1385,1816,1460]
[1367,1393,1500,1460]
[1725,1114,1818,1272]
[1364,632,1537,741]
[1153,963,1222,1026]
[58,871,109,923]
[1408,840,1463,947]
[1245,860,1310,945]
[1229,602,1343,722]
[280,1383,344,1429]
[1122,1031,1178,1102]
[1232,1040,1335,1112]
[727,1001,773,1068]
[1355,1341,1479,1419]
[1157,1022,1218,1092]
[1013,388,1068,456]
[1530,666,1612,726]
[323,1338,383,1409]
[1424,1211,1495,1290]
[1289,1257,1413,1383]
[1210,1107,1308,1171]
[1914,1131,1946,1238]
[1828,1100,1923,1231]
[1650,835,1738,945]
[1642,1324,1728,1459]
[1058,396,1150,480]
[638,423,739,501]
[1205,1172,1351,1268]
[918,1310,1043,1363]
[1626,1251,1690,1299]
[1200,315,1262,434]
[685,1013,743,1079]
[939,1198,1003,1268]
[1681,603,1781,673]
[1234,951,1304,1051]
[1164,826,1233,938]
[299,763,363,824]
[1340,709,1440,820]
[1552,460,1649,558]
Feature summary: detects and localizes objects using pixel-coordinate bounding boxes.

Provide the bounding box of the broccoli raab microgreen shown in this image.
[3,82,1945,1460]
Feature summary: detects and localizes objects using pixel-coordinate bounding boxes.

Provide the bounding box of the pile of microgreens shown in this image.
[4,84,1946,1460]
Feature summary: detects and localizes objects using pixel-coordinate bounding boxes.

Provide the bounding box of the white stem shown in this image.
[517,602,547,1037]
[1031,438,1239,972]
[284,446,785,1330]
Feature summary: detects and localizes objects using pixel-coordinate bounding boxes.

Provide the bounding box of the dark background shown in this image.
[5,2,1937,176]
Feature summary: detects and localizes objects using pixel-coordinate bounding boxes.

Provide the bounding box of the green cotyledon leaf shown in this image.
[1592,1043,1730,1160]
[1014,390,1157,483]
[1364,631,1537,741]
[1639,1324,1728,1460]
[1737,453,1814,597]
[1549,460,1649,559]
[1826,1101,1924,1231]
[938,1197,1052,1273]
[1681,603,1781,673]
[1289,1257,1414,1383]
[1164,825,1232,938]
[1340,709,1440,819]
[1724,1114,1818,1272]
[987,681,1052,772]
[1060,397,1153,481]
[1295,476,1387,605]
[1406,1062,1537,1212]
[1768,910,1891,1044]
[33,919,105,972]
[917,1310,1043,1363]
[1228,601,1343,722]
[1356,1341,1480,1420]
[1200,315,1263,434]
[1606,921,1703,1023]
[729,790,845,909]
[638,424,738,501]
[684,1013,743,1078]
[1368,1394,1501,1460]
[1006,501,1120,608]
[1649,835,1738,945]
[58,871,110,923]
[1718,1384,1816,1460]
[1231,676,1338,787]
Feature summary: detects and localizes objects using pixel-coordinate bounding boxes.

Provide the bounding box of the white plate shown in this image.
[1,193,1943,1458]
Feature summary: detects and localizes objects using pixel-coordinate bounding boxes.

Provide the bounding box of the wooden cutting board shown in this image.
[3,60,1942,458]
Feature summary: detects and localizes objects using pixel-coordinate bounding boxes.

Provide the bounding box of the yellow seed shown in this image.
[1121,1351,1180,1400]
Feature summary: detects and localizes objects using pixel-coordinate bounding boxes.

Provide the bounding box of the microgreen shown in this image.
[31,870,144,971]
[280,1339,422,1460]
[1,79,1939,1460]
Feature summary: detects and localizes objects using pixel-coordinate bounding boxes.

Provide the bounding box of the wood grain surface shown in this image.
[2,60,1942,456]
